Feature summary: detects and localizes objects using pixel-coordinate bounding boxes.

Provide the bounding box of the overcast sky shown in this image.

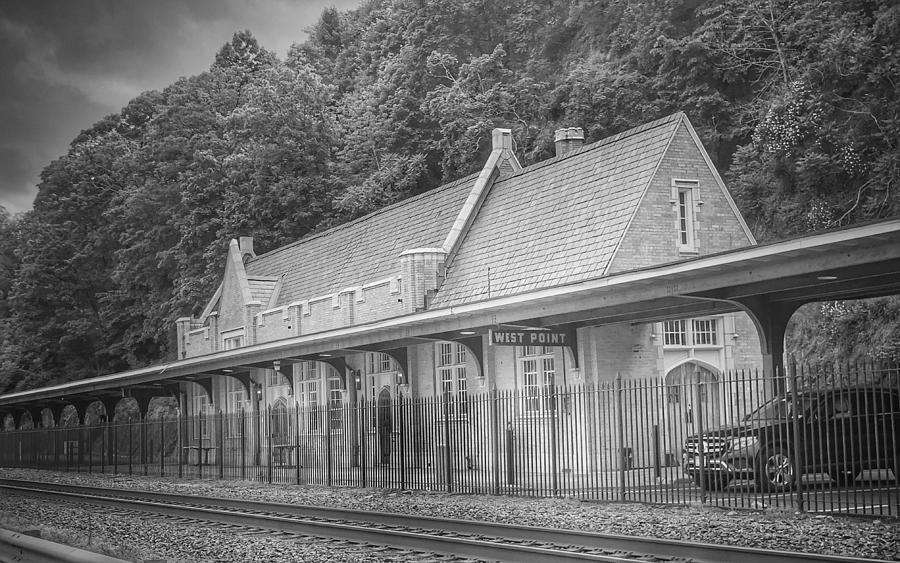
[0,0,359,216]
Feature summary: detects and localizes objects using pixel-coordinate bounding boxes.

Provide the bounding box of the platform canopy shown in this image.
[1,218,899,411]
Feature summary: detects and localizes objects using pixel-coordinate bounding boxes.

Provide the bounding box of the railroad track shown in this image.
[0,479,889,563]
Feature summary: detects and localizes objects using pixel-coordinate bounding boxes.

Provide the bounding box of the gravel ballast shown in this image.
[1,468,897,562]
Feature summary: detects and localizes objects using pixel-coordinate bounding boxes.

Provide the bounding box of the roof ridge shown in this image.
[249,171,480,263]
[502,112,684,181]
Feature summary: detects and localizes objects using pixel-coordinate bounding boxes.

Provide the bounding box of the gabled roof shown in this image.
[245,174,478,306]
[430,113,684,308]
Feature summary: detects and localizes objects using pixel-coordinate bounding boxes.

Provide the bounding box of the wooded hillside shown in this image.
[1,0,898,391]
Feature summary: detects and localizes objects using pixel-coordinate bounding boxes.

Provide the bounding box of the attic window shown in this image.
[672,179,700,252]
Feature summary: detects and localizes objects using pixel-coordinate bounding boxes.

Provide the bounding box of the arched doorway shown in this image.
[665,362,721,457]
[377,388,392,465]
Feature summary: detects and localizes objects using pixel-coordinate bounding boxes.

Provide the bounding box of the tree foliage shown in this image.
[2,2,899,391]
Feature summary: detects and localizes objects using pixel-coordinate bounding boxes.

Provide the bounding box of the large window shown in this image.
[368,352,394,374]
[662,318,719,347]
[297,361,320,432]
[520,346,555,415]
[266,368,289,387]
[692,319,718,346]
[328,375,343,430]
[438,342,468,417]
[663,320,687,346]
[225,378,248,437]
[192,393,210,439]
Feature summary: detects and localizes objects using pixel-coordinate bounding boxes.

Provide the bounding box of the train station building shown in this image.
[169,112,762,467]
[2,112,899,487]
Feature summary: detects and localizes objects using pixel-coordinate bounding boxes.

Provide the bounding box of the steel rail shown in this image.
[0,479,890,563]
[0,527,129,563]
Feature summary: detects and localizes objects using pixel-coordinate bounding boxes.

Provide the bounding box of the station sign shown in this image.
[489,329,571,347]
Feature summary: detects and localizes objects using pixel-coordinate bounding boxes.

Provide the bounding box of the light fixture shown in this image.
[319,353,332,357]
[222,369,234,373]
[254,383,263,402]
[459,330,477,335]
[817,275,838,281]
[272,360,281,372]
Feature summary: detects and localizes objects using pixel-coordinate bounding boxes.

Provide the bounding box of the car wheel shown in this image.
[756,445,796,493]
[694,473,731,491]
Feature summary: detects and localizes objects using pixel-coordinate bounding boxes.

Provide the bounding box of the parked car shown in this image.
[683,386,899,492]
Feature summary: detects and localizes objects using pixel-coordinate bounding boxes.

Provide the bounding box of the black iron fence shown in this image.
[2,363,898,517]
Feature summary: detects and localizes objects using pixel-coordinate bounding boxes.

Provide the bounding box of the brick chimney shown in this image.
[554,127,584,156]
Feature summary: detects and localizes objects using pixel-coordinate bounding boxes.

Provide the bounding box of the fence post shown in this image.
[443,392,453,493]
[241,409,247,481]
[295,404,301,486]
[506,421,516,486]
[159,417,165,477]
[112,421,118,475]
[491,388,500,495]
[788,359,805,512]
[652,424,660,481]
[616,372,625,501]
[128,419,133,475]
[551,387,559,497]
[175,408,188,477]
[218,409,225,480]
[267,406,273,484]
[325,406,333,487]
[399,393,406,491]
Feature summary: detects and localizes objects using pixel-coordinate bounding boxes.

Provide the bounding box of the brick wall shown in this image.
[588,323,659,383]
[609,123,753,273]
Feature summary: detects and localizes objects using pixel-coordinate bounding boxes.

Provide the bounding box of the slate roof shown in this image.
[430,113,683,308]
[245,173,478,306]
[247,277,279,307]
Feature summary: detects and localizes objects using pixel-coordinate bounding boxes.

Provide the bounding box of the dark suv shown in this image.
[683,387,899,492]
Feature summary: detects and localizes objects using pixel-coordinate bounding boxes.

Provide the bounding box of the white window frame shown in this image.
[192,393,210,439]
[225,378,248,437]
[661,318,721,349]
[266,368,288,387]
[327,375,343,431]
[519,346,555,416]
[297,361,321,433]
[691,318,719,346]
[663,319,687,347]
[436,342,469,418]
[367,352,394,374]
[222,328,244,351]
[672,179,700,253]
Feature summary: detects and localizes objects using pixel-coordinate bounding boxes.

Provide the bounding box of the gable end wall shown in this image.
[218,253,251,335]
[609,124,753,273]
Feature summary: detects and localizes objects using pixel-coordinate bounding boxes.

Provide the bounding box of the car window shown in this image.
[746,398,788,421]
[746,396,813,421]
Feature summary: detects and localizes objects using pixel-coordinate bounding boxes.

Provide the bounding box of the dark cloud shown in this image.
[0,0,359,215]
